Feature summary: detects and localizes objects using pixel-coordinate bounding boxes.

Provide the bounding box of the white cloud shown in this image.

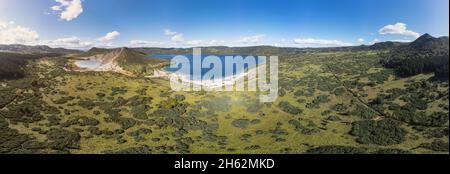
[0,21,7,29]
[378,22,420,38]
[293,38,353,47]
[186,40,226,46]
[51,0,83,21]
[171,33,185,42]
[0,21,39,45]
[369,38,380,45]
[51,5,62,11]
[163,29,185,43]
[357,38,365,43]
[236,34,266,43]
[43,31,126,49]
[97,31,120,42]
[164,29,178,36]
[0,20,123,50]
[389,39,412,43]
[41,36,93,49]
[129,40,165,47]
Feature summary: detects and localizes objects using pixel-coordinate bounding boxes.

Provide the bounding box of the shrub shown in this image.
[77,100,96,110]
[278,101,303,115]
[350,105,377,119]
[288,119,320,135]
[61,116,100,127]
[306,145,367,154]
[104,145,152,154]
[231,119,250,129]
[46,128,81,150]
[394,108,449,127]
[333,87,346,96]
[96,93,106,98]
[420,139,449,152]
[131,105,149,120]
[374,148,412,154]
[350,119,407,146]
[112,117,136,130]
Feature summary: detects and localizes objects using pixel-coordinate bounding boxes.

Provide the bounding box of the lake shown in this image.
[150,54,265,80]
[75,60,102,69]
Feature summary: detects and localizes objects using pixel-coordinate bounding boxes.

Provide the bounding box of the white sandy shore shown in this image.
[146,66,260,90]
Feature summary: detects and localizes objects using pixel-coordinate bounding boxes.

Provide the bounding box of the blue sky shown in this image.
[0,0,448,49]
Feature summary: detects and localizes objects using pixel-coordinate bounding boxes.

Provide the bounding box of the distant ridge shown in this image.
[369,41,409,50]
[78,47,111,57]
[0,44,81,54]
[134,41,413,55]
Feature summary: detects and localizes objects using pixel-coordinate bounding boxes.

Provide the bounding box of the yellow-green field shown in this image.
[1,51,448,154]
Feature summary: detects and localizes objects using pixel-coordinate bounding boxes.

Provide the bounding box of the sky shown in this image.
[0,0,449,49]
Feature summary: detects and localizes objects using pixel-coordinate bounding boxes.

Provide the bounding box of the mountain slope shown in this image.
[0,52,62,80]
[116,48,169,75]
[73,47,168,76]
[77,47,111,57]
[369,41,409,50]
[382,34,449,79]
[0,44,81,54]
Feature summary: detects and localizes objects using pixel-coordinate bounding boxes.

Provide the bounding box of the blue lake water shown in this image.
[149,54,265,80]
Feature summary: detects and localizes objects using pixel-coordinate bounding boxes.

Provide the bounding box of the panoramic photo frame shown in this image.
[0,0,448,172]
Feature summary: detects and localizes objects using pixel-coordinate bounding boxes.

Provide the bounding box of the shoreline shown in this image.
[147,65,261,89]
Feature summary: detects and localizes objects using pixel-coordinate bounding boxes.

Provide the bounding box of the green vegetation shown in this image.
[381,34,449,79]
[0,52,61,80]
[0,34,448,154]
[306,146,367,154]
[278,101,303,115]
[350,119,407,146]
[115,48,169,76]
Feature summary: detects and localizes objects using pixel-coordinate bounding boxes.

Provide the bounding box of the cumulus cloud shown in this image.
[293,38,353,47]
[51,0,83,21]
[357,38,365,43]
[378,22,420,38]
[0,21,6,29]
[41,36,93,49]
[0,20,124,50]
[164,29,185,43]
[97,31,120,42]
[164,29,178,36]
[43,31,125,49]
[0,21,39,45]
[236,34,266,43]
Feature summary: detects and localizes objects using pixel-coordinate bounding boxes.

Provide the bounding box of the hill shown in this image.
[134,42,409,56]
[0,44,81,54]
[73,47,168,76]
[0,52,62,80]
[77,47,112,57]
[116,48,169,75]
[369,41,409,50]
[381,34,449,79]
